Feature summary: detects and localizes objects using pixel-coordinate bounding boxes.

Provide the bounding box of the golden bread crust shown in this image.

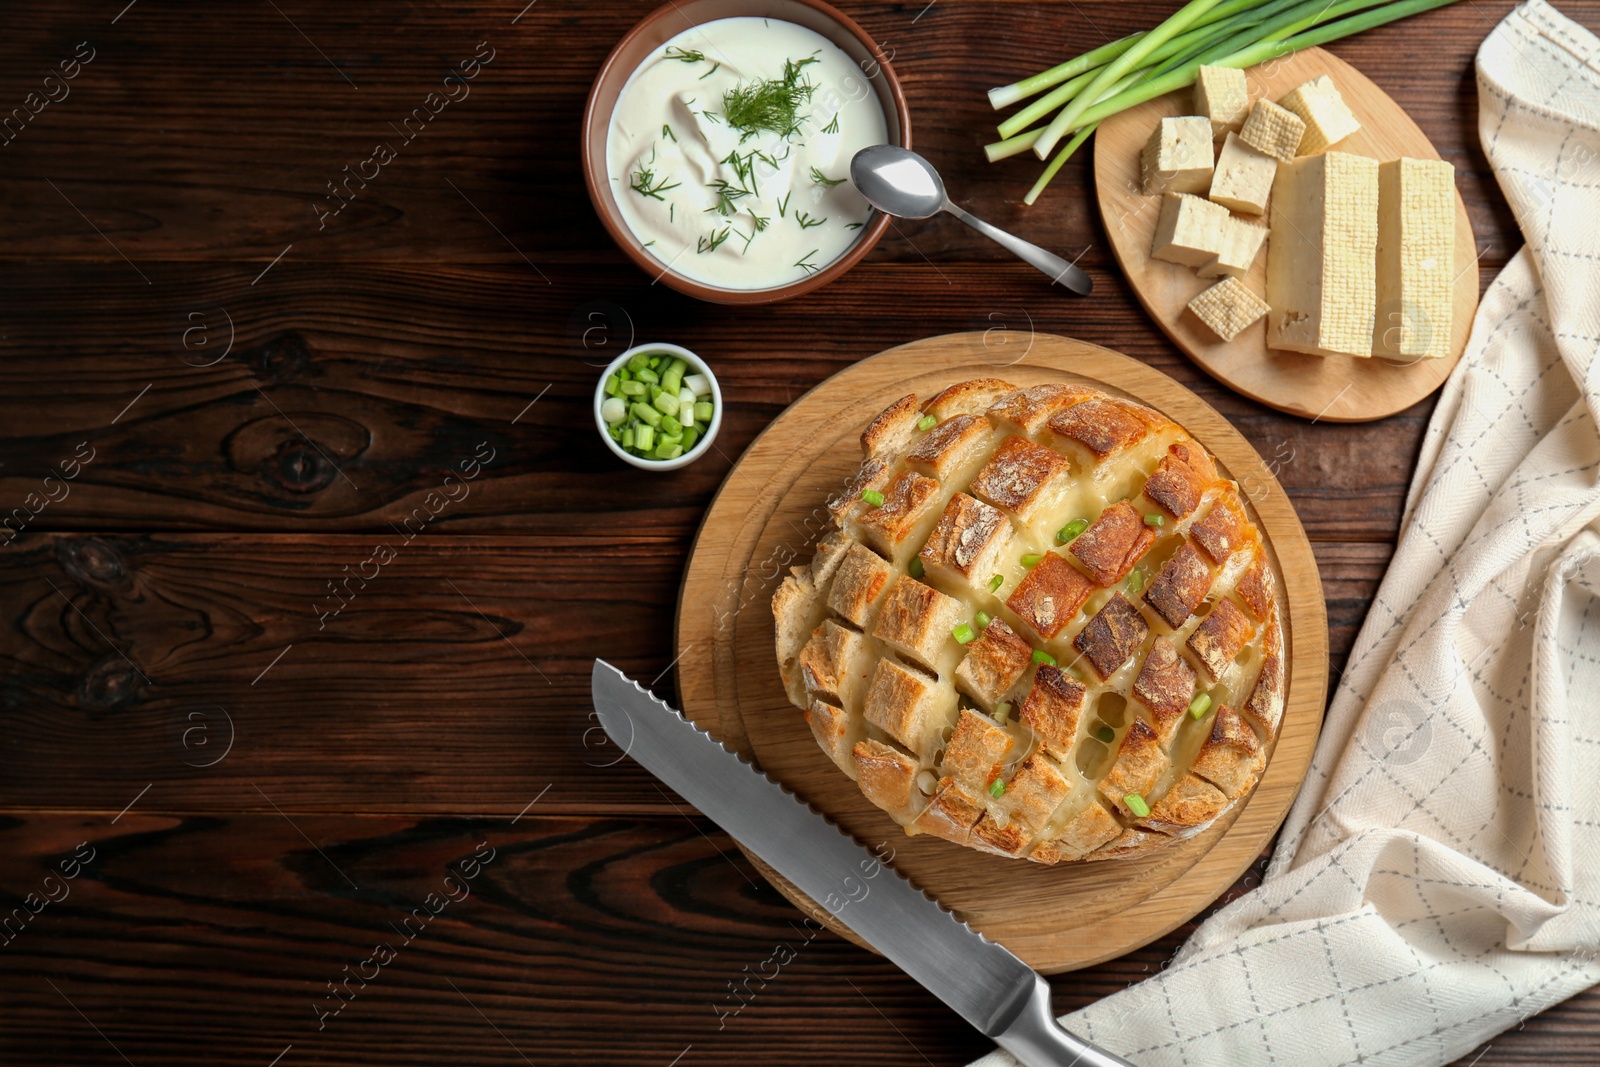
[1191,704,1265,798]
[912,779,986,844]
[969,435,1075,524]
[1243,606,1285,740]
[1007,552,1095,640]
[1142,441,1219,519]
[827,542,896,627]
[988,384,1092,436]
[1075,594,1151,680]
[862,393,921,459]
[853,739,919,814]
[906,414,995,481]
[1190,492,1249,564]
[952,617,1032,710]
[862,657,956,754]
[1005,754,1074,831]
[855,470,942,559]
[1144,541,1216,629]
[1187,597,1256,681]
[1071,500,1158,586]
[1133,636,1198,744]
[943,708,1014,791]
[923,378,1020,420]
[796,619,867,706]
[1019,664,1088,758]
[1236,547,1274,621]
[918,492,1013,585]
[805,698,857,773]
[773,379,1286,863]
[872,576,964,671]
[1048,397,1151,459]
[1136,773,1228,834]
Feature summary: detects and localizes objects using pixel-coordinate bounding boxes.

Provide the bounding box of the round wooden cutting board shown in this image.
[1093,47,1478,423]
[674,332,1328,974]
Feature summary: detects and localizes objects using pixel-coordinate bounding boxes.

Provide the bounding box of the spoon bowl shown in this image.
[850,145,947,219]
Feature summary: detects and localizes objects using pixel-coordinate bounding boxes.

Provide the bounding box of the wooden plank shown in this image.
[0,534,1383,814]
[2,0,1588,1060]
[0,812,1590,1065]
[0,2,1528,268]
[0,262,1427,541]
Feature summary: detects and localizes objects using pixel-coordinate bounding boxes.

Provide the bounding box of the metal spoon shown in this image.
[850,145,1092,296]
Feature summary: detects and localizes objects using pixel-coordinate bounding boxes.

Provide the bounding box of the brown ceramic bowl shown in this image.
[582,0,911,305]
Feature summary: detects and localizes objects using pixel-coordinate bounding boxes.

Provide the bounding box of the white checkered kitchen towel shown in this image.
[972,3,1600,1064]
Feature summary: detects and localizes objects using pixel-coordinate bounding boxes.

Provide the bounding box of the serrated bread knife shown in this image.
[591,660,1135,1067]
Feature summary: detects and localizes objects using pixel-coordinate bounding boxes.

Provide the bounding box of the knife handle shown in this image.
[994,975,1137,1067]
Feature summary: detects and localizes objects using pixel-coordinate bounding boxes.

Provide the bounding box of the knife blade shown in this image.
[590,660,1135,1067]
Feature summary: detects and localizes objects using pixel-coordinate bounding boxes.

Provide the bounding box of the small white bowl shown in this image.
[594,343,722,471]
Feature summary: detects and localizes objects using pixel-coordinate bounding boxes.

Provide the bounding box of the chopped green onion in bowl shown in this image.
[596,344,721,470]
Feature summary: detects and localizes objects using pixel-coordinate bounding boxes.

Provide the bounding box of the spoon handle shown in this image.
[944,202,1092,296]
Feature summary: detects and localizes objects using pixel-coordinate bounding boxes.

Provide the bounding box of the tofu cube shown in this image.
[1140,116,1214,195]
[1266,152,1379,357]
[1194,65,1250,137]
[1188,277,1271,342]
[1150,192,1230,268]
[1239,99,1305,163]
[1277,75,1361,155]
[1375,157,1455,359]
[1198,216,1268,279]
[1208,132,1277,215]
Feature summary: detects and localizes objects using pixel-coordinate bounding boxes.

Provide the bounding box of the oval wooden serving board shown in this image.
[1093,47,1478,423]
[674,332,1328,974]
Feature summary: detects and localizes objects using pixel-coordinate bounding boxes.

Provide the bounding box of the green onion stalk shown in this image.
[1031,0,1230,160]
[987,0,1467,203]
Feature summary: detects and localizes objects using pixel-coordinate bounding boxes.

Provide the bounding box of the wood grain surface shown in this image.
[675,332,1329,972]
[1094,47,1479,421]
[0,1,1594,1064]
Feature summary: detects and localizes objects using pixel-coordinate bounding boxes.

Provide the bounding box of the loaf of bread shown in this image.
[772,379,1284,863]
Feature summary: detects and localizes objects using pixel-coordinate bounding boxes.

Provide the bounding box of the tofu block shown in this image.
[1266,152,1379,357]
[1194,65,1250,138]
[1150,192,1230,268]
[1208,132,1277,215]
[1239,100,1305,163]
[1140,116,1215,195]
[1198,216,1268,279]
[1375,157,1455,360]
[1188,277,1270,342]
[1277,75,1361,155]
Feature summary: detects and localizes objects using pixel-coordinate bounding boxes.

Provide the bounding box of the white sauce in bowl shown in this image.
[606,17,888,290]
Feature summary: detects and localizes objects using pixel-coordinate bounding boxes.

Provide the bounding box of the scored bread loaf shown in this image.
[772,379,1285,863]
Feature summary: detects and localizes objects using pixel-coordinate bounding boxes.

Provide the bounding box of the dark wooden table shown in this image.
[2,1,1594,1064]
